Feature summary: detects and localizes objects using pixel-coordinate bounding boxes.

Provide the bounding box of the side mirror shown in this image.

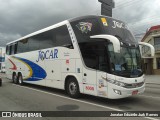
[139,42,155,58]
[90,35,120,53]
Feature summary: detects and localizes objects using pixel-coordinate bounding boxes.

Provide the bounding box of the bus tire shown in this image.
[12,73,18,84]
[18,74,23,85]
[66,77,80,98]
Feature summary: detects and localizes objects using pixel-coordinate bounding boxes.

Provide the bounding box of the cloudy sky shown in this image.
[0,0,160,46]
[113,0,160,39]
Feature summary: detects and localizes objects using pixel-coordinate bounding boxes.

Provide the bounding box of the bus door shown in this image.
[83,67,97,95]
[80,41,109,96]
[96,43,110,97]
[96,70,108,97]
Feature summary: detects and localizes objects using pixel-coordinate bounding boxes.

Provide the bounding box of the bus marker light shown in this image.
[66,60,69,64]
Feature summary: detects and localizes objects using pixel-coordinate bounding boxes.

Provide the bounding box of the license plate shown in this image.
[132,90,138,95]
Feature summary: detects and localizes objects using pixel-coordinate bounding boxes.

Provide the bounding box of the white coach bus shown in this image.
[5,15,155,99]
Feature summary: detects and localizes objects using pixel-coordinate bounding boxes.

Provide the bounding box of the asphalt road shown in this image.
[0,73,160,120]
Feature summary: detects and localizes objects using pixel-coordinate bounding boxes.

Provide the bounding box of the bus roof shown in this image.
[69,15,124,25]
[6,15,124,45]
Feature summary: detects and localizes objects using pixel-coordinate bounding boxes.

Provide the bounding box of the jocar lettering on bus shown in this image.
[112,20,125,29]
[36,49,58,62]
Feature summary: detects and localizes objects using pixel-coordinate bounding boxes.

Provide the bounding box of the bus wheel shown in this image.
[12,73,17,84]
[18,74,23,85]
[66,78,80,98]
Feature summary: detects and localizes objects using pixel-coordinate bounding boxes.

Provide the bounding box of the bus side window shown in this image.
[9,46,12,55]
[6,46,10,55]
[15,43,18,54]
[36,30,52,50]
[28,38,40,51]
[11,44,15,55]
[17,39,29,53]
[54,25,74,49]
[79,43,97,69]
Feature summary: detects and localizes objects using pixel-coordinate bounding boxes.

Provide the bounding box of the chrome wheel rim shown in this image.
[69,82,77,95]
[13,75,16,83]
[19,76,22,84]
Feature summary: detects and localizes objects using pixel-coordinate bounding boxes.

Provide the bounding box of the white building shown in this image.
[141,25,160,75]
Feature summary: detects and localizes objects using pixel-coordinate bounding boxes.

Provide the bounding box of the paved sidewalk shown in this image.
[145,75,160,84]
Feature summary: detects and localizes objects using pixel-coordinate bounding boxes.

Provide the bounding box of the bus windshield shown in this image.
[108,44,143,78]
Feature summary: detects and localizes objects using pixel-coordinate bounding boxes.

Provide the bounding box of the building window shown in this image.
[154,37,160,51]
[154,37,160,44]
[142,46,150,54]
[157,58,160,69]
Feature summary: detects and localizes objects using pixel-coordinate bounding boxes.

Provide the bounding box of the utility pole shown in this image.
[98,0,115,17]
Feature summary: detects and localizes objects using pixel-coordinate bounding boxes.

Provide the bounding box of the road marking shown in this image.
[139,95,160,99]
[13,84,159,120]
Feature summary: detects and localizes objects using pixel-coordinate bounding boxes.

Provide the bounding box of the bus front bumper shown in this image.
[107,83,145,99]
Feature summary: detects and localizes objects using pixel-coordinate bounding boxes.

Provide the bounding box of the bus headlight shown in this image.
[107,79,126,87]
[113,89,121,95]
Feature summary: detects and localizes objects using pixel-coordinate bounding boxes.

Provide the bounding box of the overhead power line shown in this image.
[116,0,140,7]
[114,0,146,10]
[129,17,160,27]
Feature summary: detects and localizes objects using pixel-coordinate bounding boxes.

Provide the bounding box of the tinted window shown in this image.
[17,39,29,53]
[30,30,55,50]
[15,25,72,53]
[15,43,18,54]
[28,38,40,51]
[37,25,72,50]
[11,44,15,55]
[9,46,12,55]
[79,40,110,72]
[54,25,73,47]
[6,46,10,55]
[39,32,54,49]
